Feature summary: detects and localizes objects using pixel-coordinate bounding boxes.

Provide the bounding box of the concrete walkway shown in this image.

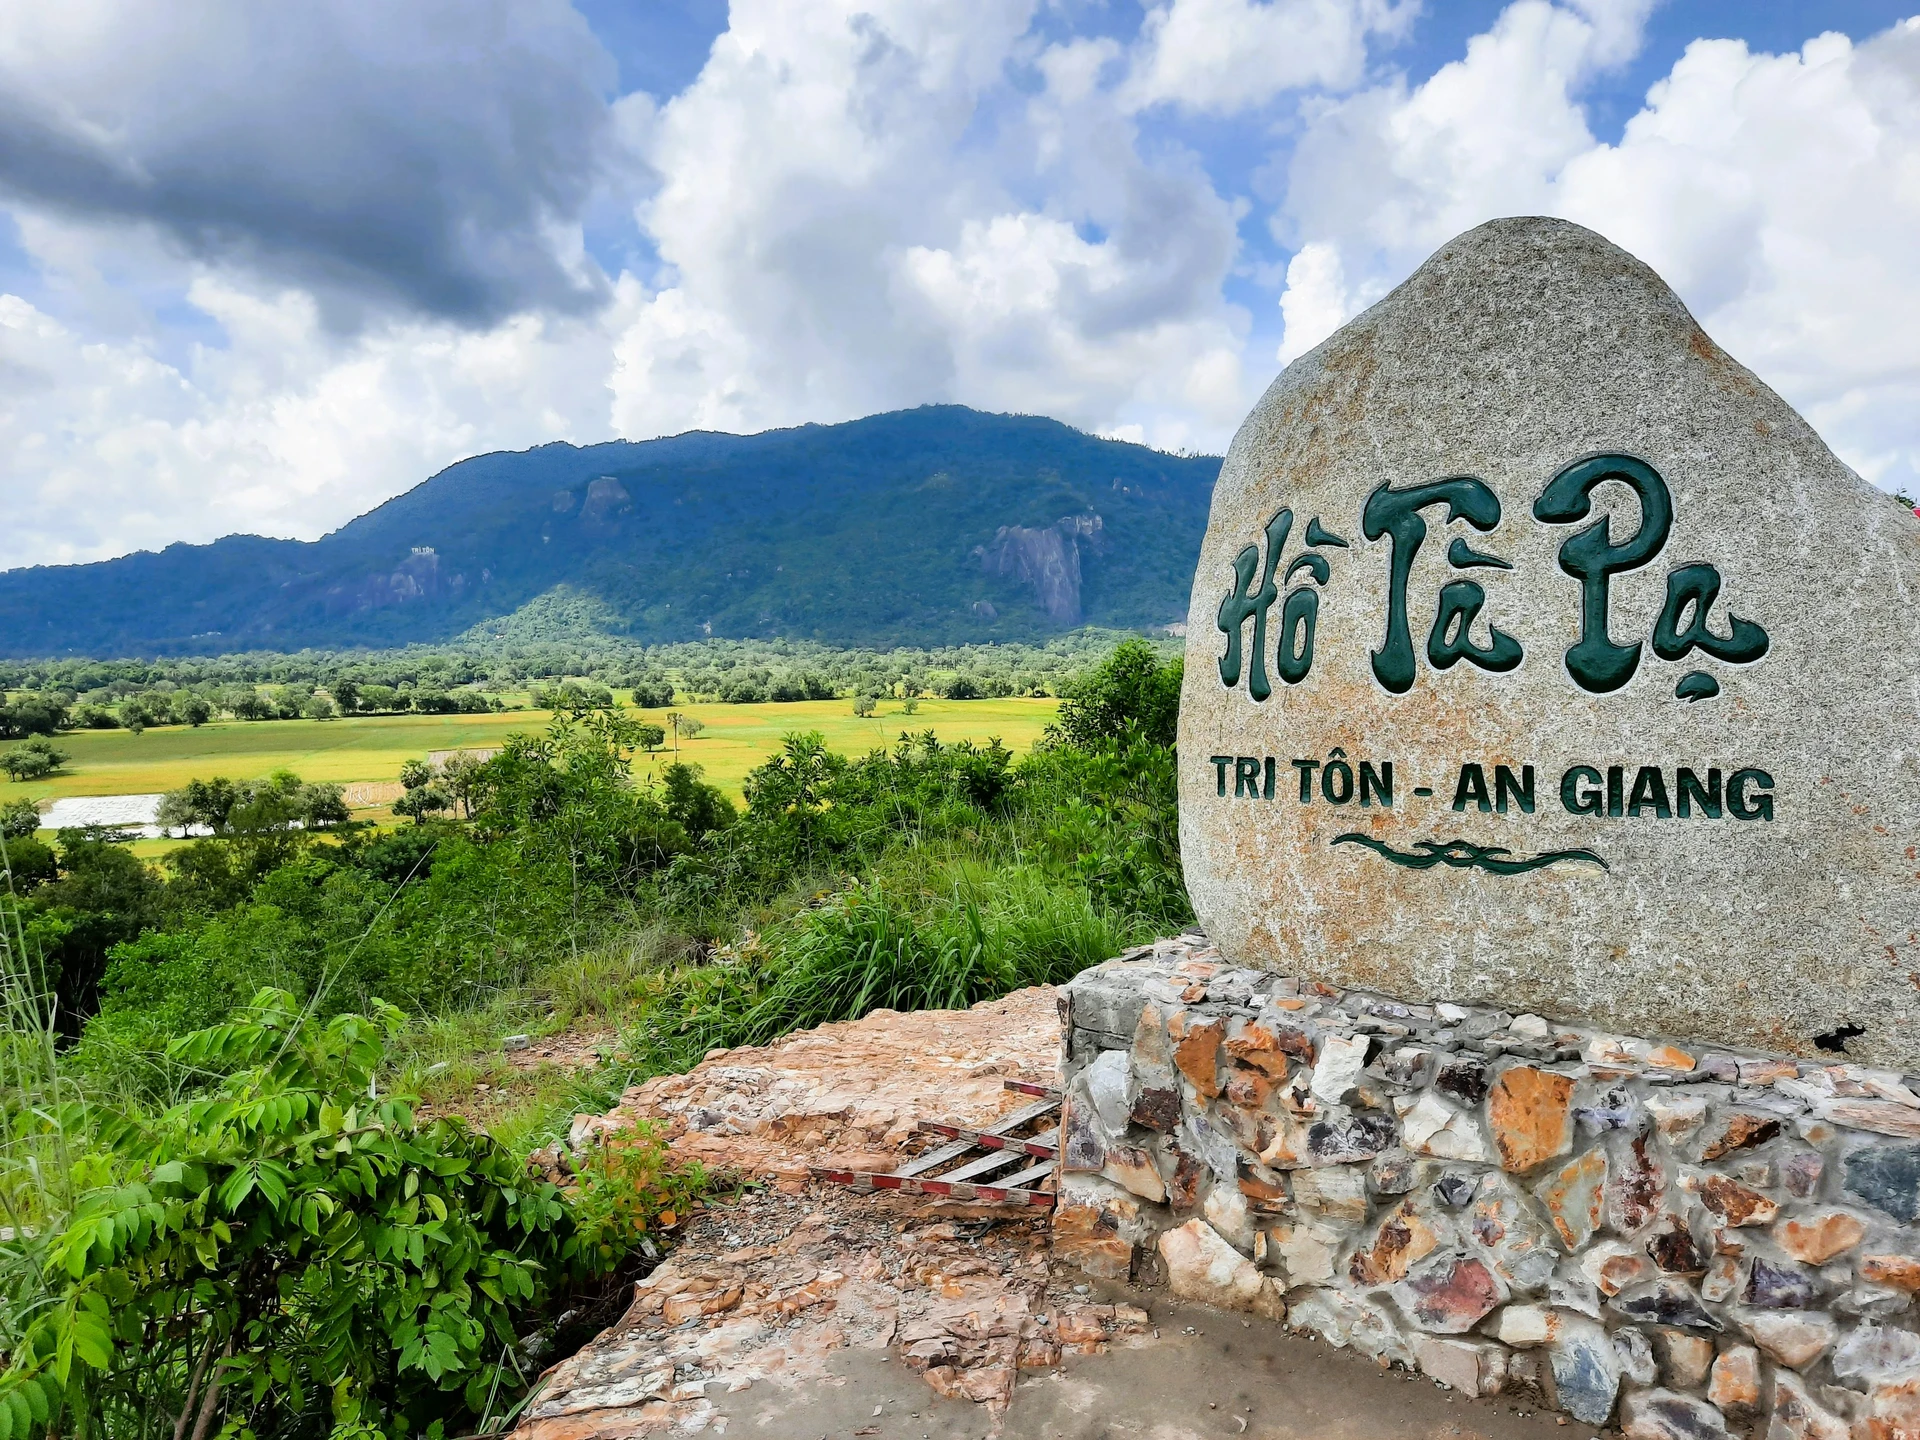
[712,1291,1587,1440]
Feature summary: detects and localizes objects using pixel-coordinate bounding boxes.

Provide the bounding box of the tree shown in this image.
[852,693,877,717]
[301,692,337,720]
[438,752,484,818]
[2,739,70,781]
[676,714,705,738]
[156,777,241,834]
[0,691,68,738]
[1052,639,1182,748]
[1,796,41,837]
[939,674,981,700]
[178,694,212,727]
[631,677,674,708]
[396,758,449,824]
[0,832,56,887]
[296,781,350,828]
[661,762,735,839]
[225,686,272,721]
[331,678,361,713]
[636,722,666,752]
[267,684,310,719]
[358,683,399,713]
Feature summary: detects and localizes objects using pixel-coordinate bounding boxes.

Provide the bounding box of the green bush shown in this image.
[0,800,40,840]
[3,989,703,1440]
[1051,637,1181,748]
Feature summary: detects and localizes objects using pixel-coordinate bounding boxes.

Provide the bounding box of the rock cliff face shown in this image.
[975,513,1104,624]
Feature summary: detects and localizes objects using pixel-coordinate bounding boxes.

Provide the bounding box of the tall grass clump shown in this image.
[621,857,1131,1073]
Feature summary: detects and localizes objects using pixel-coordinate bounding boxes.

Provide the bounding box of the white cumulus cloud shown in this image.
[1274,3,1920,494]
[1124,0,1418,114]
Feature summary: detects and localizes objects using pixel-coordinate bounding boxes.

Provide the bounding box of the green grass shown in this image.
[9,695,1062,824]
[623,695,1059,797]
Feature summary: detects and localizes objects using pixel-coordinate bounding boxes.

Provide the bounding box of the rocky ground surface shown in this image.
[515,988,1580,1439]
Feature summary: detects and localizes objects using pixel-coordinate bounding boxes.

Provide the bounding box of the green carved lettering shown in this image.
[1428,579,1524,675]
[1292,758,1318,802]
[1627,766,1672,818]
[1235,757,1261,798]
[1362,476,1507,694]
[1677,767,1721,818]
[1360,761,1393,808]
[1495,764,1535,814]
[1653,563,1769,666]
[1452,763,1492,813]
[1215,508,1292,699]
[1729,768,1774,821]
[1533,454,1674,694]
[1561,765,1603,815]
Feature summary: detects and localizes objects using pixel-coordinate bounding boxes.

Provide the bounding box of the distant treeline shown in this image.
[0,631,1167,736]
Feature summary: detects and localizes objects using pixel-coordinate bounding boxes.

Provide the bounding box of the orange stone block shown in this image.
[1170,1012,1225,1099]
[1775,1210,1866,1265]
[1862,1254,1920,1292]
[1487,1066,1574,1173]
[1224,1066,1277,1108]
[1225,1021,1294,1077]
[1694,1174,1779,1227]
[1708,1345,1761,1415]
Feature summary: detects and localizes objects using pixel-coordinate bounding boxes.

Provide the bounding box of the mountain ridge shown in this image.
[0,406,1221,657]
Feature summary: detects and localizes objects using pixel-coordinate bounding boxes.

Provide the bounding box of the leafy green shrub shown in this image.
[1051,638,1181,748]
[4,989,702,1440]
[0,837,55,890]
[0,801,40,840]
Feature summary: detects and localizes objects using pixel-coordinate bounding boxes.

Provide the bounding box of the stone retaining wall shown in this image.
[1056,938,1920,1438]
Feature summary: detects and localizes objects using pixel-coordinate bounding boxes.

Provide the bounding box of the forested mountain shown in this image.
[0,407,1220,657]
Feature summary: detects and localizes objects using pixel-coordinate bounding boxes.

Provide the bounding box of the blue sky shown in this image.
[1,1,1917,569]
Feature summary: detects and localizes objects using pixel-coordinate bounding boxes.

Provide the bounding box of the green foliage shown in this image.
[156,774,345,840]
[529,681,612,711]
[8,631,1193,1439]
[624,862,1126,1074]
[628,678,673,709]
[0,801,39,840]
[0,838,55,890]
[659,764,734,841]
[3,989,702,1439]
[1051,638,1182,748]
[1,741,69,783]
[0,694,67,740]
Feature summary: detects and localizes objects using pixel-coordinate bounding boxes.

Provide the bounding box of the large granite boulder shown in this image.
[1178,216,1920,1068]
